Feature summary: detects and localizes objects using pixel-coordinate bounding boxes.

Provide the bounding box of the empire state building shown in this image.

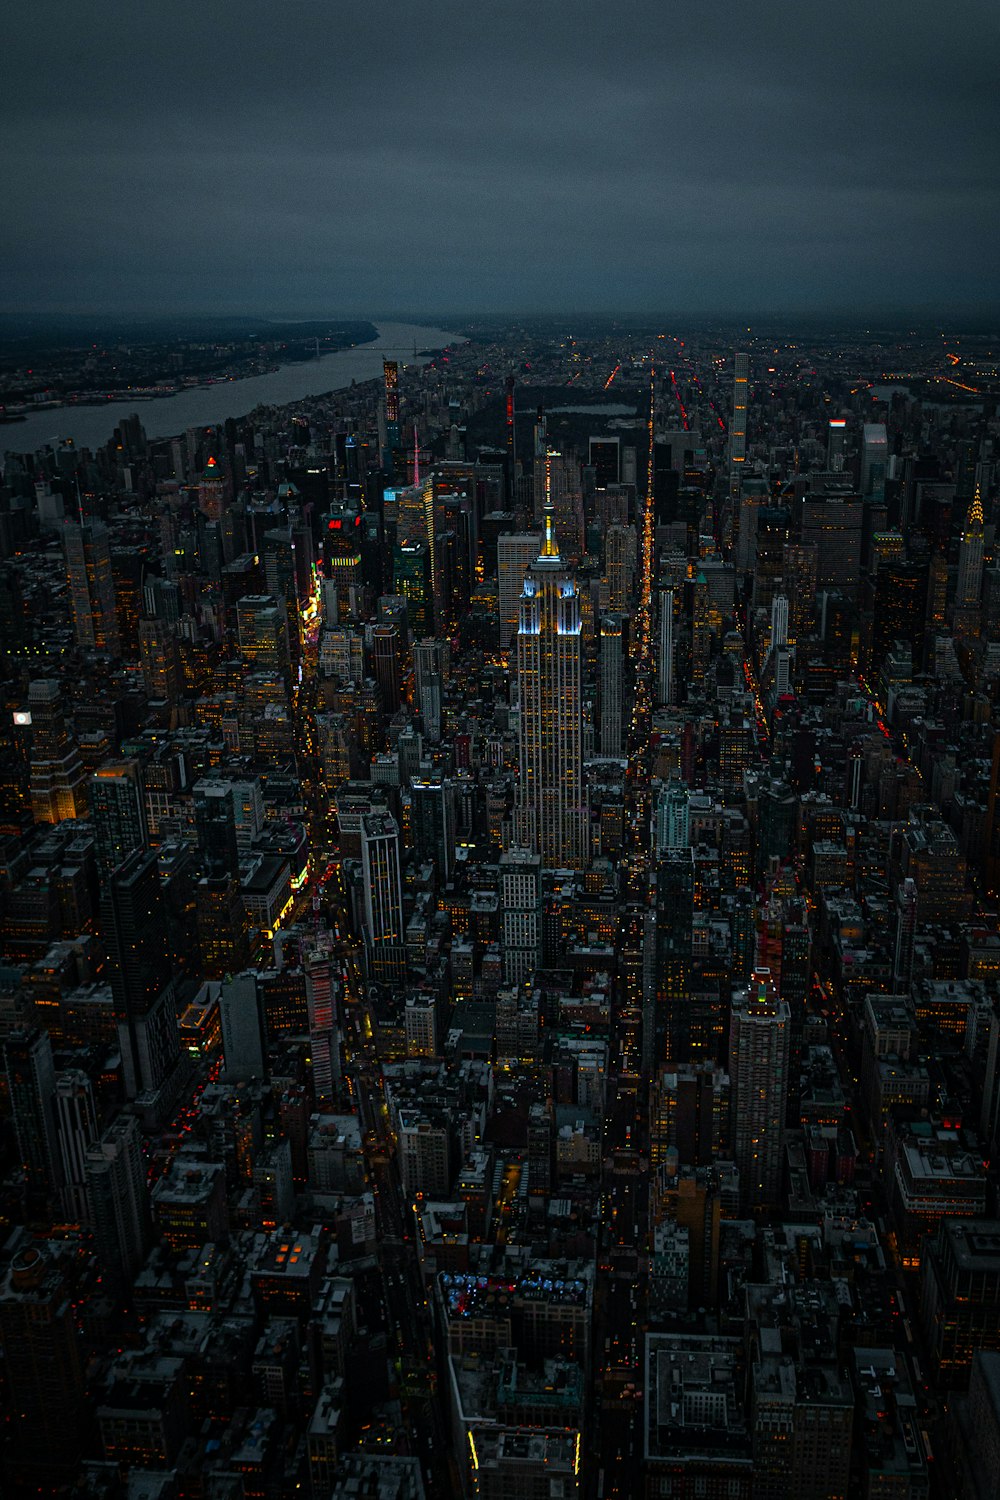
[515,455,588,869]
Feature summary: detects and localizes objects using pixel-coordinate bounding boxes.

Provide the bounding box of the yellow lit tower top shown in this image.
[539,448,560,561]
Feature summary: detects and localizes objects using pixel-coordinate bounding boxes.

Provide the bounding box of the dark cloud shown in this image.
[2,0,997,316]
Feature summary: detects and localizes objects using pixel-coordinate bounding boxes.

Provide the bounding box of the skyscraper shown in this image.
[53,1070,98,1222]
[647,851,694,1067]
[237,595,291,674]
[102,848,179,1099]
[826,417,848,471]
[590,435,621,487]
[383,357,400,424]
[304,937,340,1103]
[64,517,121,656]
[500,846,543,987]
[656,585,675,707]
[600,613,624,758]
[219,971,268,1081]
[85,1114,151,1286]
[861,422,888,501]
[0,1244,86,1484]
[605,522,637,615]
[893,877,918,991]
[196,453,226,519]
[728,967,790,1211]
[27,678,88,824]
[91,760,147,877]
[412,636,444,741]
[653,779,690,855]
[505,372,517,499]
[955,484,985,635]
[729,351,748,494]
[497,532,541,649]
[411,773,457,881]
[393,541,433,637]
[193,778,240,877]
[515,461,588,869]
[4,1026,61,1201]
[360,811,406,983]
[138,616,181,701]
[370,622,403,713]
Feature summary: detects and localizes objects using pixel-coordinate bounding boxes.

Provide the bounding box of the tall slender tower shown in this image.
[893,877,918,992]
[383,359,400,425]
[500,847,543,986]
[86,1114,151,1286]
[54,1070,98,1222]
[64,518,120,656]
[861,422,888,501]
[770,594,789,653]
[505,373,517,502]
[656,585,675,707]
[515,455,587,869]
[27,679,87,824]
[102,848,179,1099]
[304,935,340,1102]
[728,967,790,1212]
[600,614,624,758]
[360,811,405,983]
[497,532,541,649]
[729,351,748,496]
[4,1027,61,1200]
[955,483,985,636]
[826,418,847,471]
[91,761,147,877]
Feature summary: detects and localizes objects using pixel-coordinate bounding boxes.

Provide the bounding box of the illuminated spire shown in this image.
[969,480,984,531]
[540,449,560,559]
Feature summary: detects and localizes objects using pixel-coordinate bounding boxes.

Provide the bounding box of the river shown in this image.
[1,320,464,456]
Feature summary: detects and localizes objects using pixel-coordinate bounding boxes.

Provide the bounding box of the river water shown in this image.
[2,320,464,456]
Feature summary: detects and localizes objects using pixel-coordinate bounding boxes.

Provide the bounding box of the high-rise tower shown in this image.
[497,532,541,649]
[826,418,847,471]
[360,811,406,983]
[500,847,543,986]
[64,517,120,656]
[955,484,985,636]
[729,352,748,495]
[102,848,179,1099]
[656,585,675,707]
[770,594,789,657]
[729,967,790,1212]
[0,1244,86,1484]
[515,456,588,869]
[600,614,624,758]
[861,423,888,501]
[85,1114,151,1286]
[26,679,87,824]
[505,373,517,502]
[4,1027,61,1201]
[91,760,147,877]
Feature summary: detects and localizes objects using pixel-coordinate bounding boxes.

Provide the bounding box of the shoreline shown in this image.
[1,321,463,453]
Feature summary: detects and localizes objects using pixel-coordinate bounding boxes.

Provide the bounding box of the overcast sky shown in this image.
[2,0,997,320]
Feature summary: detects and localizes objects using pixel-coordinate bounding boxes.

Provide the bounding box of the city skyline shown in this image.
[1,2,998,1491]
